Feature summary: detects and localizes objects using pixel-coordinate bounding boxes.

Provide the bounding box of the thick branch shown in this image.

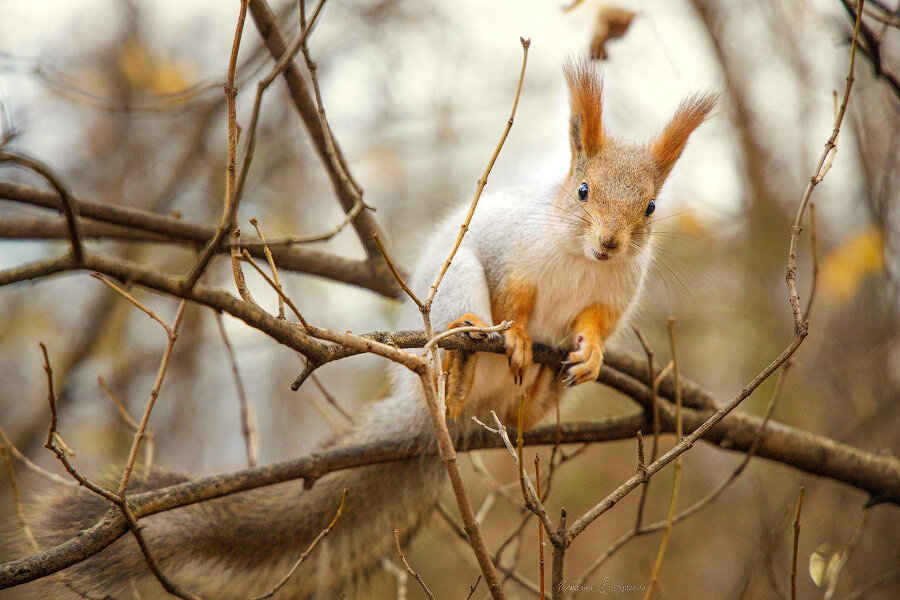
[3,365,898,589]
[1,247,897,503]
[0,416,642,589]
[0,182,397,296]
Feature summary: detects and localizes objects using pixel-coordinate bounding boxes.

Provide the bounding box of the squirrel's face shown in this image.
[558,143,659,264]
[560,59,717,265]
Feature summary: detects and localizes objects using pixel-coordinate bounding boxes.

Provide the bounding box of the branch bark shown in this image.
[0,182,397,296]
[3,356,898,589]
[246,0,389,262]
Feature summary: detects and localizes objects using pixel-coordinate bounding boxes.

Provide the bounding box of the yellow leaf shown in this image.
[819,226,884,303]
[809,543,841,587]
[672,211,713,239]
[118,39,192,95]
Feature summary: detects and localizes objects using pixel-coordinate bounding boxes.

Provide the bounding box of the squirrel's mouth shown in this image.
[591,248,610,262]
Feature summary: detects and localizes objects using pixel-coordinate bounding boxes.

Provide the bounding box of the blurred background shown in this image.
[0,0,898,598]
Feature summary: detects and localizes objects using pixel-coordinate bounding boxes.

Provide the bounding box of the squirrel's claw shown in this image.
[462,319,491,341]
[564,336,604,386]
[444,313,489,419]
[448,313,491,342]
[504,323,532,386]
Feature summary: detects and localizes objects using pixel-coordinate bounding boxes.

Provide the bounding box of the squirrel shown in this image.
[20,59,715,599]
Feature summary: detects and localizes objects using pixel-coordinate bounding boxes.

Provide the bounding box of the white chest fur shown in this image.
[524,251,647,346]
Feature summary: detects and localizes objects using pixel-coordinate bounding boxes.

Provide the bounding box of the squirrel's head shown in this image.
[558,59,717,264]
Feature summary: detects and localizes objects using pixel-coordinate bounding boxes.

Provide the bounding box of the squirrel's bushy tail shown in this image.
[27,392,445,600]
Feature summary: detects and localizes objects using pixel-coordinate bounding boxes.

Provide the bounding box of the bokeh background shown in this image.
[1,0,898,598]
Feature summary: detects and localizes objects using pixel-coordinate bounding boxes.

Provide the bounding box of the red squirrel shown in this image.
[24,59,715,599]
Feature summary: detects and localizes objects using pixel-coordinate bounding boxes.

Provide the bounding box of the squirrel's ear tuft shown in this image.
[563,58,605,159]
[651,93,718,179]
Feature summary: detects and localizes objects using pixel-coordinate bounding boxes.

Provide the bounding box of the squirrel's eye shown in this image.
[578,182,589,201]
[644,199,655,217]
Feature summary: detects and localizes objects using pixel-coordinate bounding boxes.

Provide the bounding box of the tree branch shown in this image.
[246,0,389,261]
[0,182,398,295]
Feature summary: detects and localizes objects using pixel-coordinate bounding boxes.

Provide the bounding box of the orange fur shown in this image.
[490,275,537,384]
[503,364,556,429]
[571,303,621,342]
[651,94,718,178]
[563,59,605,159]
[565,304,622,385]
[444,313,488,418]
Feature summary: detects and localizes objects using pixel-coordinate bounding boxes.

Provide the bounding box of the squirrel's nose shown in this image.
[599,235,621,251]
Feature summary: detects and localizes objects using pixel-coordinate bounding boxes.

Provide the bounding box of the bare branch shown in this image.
[181,0,249,291]
[790,486,804,600]
[426,37,531,306]
[0,182,397,296]
[394,528,436,600]
[246,0,390,261]
[214,312,258,467]
[249,217,285,319]
[0,151,83,261]
[116,301,187,496]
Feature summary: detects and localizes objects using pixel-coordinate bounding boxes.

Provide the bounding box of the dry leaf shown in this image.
[809,543,841,587]
[591,6,635,60]
[119,39,192,94]
[820,226,884,303]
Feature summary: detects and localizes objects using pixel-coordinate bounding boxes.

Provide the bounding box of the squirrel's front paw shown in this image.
[504,323,532,386]
[563,335,604,387]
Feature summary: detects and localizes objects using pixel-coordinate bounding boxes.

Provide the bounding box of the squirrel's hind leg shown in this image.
[444,313,491,418]
[425,248,493,419]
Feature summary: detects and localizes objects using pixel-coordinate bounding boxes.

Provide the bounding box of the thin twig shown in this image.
[791,487,805,600]
[181,0,249,291]
[120,502,205,600]
[215,311,258,466]
[91,274,171,334]
[249,217,285,319]
[394,528,436,600]
[1,446,39,551]
[98,375,155,472]
[632,327,658,530]
[230,229,263,309]
[426,38,530,306]
[467,575,483,600]
[41,343,120,503]
[372,231,422,308]
[252,488,348,600]
[786,0,865,330]
[116,301,188,496]
[240,251,309,329]
[0,422,74,487]
[473,412,557,540]
[0,151,83,261]
[643,319,683,600]
[247,201,365,247]
[536,454,545,600]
